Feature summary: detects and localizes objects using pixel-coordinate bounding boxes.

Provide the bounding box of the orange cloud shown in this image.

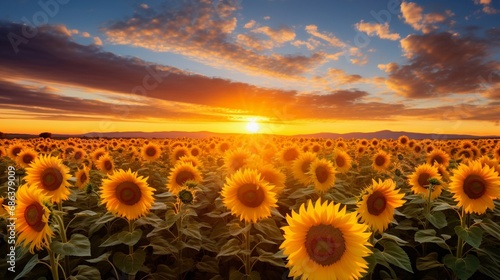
[400,1,454,33]
[355,21,400,40]
[304,25,345,47]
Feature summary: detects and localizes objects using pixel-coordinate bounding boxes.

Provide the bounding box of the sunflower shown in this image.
[280,145,301,167]
[449,160,500,214]
[408,163,443,200]
[223,147,252,174]
[0,146,7,158]
[170,146,190,165]
[70,148,87,163]
[74,165,90,189]
[427,149,450,167]
[221,168,277,223]
[357,179,405,233]
[253,163,286,195]
[291,152,317,185]
[217,141,231,154]
[96,154,115,174]
[178,155,204,170]
[280,199,372,280]
[308,158,336,193]
[90,148,107,162]
[332,149,352,173]
[7,142,23,160]
[15,148,38,168]
[15,184,53,253]
[25,155,71,203]
[141,142,162,162]
[167,162,202,195]
[190,145,202,157]
[372,150,391,172]
[100,169,155,220]
[398,135,409,147]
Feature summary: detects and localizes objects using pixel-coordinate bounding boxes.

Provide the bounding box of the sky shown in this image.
[0,0,499,136]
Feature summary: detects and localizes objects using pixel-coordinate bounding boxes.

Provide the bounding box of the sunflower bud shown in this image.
[178,189,194,204]
[395,169,402,176]
[397,154,404,161]
[428,178,441,186]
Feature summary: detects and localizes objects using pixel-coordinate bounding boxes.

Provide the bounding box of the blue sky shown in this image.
[0,0,499,135]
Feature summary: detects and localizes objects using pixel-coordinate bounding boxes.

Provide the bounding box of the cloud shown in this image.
[243,20,256,29]
[251,25,295,44]
[291,38,322,50]
[81,32,90,38]
[93,36,103,46]
[304,24,345,47]
[325,68,363,85]
[236,34,274,51]
[474,0,499,14]
[355,21,400,40]
[400,1,454,33]
[381,32,499,98]
[103,0,327,79]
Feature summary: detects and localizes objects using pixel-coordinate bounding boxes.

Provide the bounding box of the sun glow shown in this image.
[246,120,260,133]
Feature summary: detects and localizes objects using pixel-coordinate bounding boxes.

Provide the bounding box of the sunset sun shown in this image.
[246,120,260,133]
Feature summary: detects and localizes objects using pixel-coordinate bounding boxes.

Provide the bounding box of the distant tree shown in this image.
[39,132,52,139]
[0,132,4,139]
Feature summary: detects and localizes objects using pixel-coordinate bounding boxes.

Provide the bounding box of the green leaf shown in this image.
[134,212,163,227]
[424,211,448,229]
[217,238,241,258]
[378,240,413,273]
[477,218,500,241]
[195,255,219,274]
[454,226,483,249]
[253,218,283,241]
[112,249,146,275]
[100,229,143,247]
[95,212,116,224]
[477,253,500,279]
[443,254,480,280]
[148,236,178,255]
[228,221,251,236]
[85,252,112,263]
[416,252,443,271]
[253,248,285,267]
[70,265,101,280]
[380,233,408,246]
[14,254,39,280]
[74,210,98,217]
[414,229,448,249]
[181,223,202,240]
[51,233,91,257]
[165,209,179,228]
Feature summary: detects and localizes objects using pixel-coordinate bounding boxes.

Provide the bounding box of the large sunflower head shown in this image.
[449,160,500,214]
[280,199,372,280]
[252,162,286,195]
[291,152,317,185]
[90,147,107,162]
[96,154,115,174]
[15,184,53,253]
[223,147,252,174]
[408,163,443,200]
[70,148,87,163]
[15,148,38,168]
[74,165,91,190]
[308,158,336,193]
[398,135,410,147]
[7,142,24,160]
[279,145,301,167]
[167,162,203,195]
[357,179,406,233]
[427,149,450,167]
[100,169,155,220]
[332,149,352,173]
[141,142,162,162]
[221,168,277,223]
[170,146,190,165]
[25,155,71,203]
[372,150,391,172]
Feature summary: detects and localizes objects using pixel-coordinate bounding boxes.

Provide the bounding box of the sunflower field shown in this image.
[1,136,500,280]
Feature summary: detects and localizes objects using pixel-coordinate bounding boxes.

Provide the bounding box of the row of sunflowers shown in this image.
[0,135,499,279]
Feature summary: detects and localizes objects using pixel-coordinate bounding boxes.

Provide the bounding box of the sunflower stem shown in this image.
[455,208,466,259]
[128,219,134,280]
[48,249,59,280]
[54,205,70,278]
[245,221,252,276]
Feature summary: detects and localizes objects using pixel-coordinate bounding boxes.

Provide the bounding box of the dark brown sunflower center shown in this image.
[175,170,195,186]
[315,166,329,184]
[191,149,200,156]
[400,138,408,144]
[95,152,104,160]
[237,183,265,208]
[146,147,157,157]
[80,173,88,183]
[283,149,299,162]
[23,154,34,164]
[463,175,486,199]
[312,146,320,152]
[305,224,346,266]
[367,190,387,215]
[115,181,142,205]
[418,172,431,188]
[375,155,386,166]
[231,156,247,172]
[301,161,311,173]
[414,146,421,153]
[335,156,346,168]
[104,160,113,171]
[431,155,443,164]
[175,150,187,160]
[24,202,45,232]
[41,167,63,191]
[74,151,83,160]
[12,147,22,156]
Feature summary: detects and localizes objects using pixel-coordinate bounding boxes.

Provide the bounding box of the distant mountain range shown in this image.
[3,130,499,140]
